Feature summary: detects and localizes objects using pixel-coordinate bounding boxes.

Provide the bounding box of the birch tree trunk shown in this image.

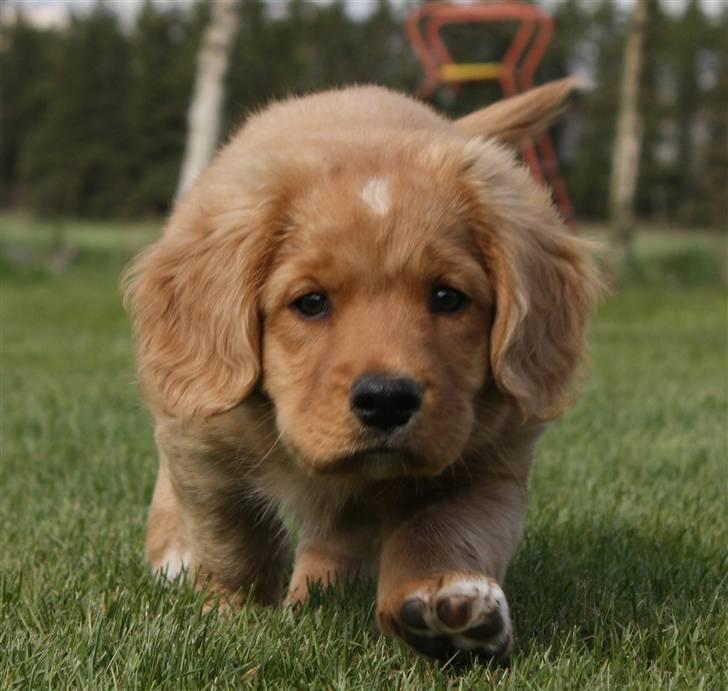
[609,0,649,261]
[176,0,240,200]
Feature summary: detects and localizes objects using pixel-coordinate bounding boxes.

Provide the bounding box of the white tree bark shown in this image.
[609,0,649,252]
[176,0,240,200]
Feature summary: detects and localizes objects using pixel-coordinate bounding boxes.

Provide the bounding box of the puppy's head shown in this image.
[125,79,601,478]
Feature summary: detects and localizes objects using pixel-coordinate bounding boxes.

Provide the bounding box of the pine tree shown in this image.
[20,4,130,217]
[356,0,419,92]
[568,0,624,220]
[704,6,728,227]
[671,0,706,224]
[126,0,199,216]
[634,0,669,222]
[225,0,273,133]
[0,16,55,206]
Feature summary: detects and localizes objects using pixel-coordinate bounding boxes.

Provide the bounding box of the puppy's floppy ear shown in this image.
[455,77,580,145]
[123,200,283,419]
[462,139,602,420]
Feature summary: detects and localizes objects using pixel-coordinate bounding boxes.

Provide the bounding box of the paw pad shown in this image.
[389,574,512,662]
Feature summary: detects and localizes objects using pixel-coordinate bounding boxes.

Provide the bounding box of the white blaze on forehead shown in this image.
[359,176,390,216]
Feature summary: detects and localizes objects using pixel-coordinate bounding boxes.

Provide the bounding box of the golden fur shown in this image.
[124,78,602,660]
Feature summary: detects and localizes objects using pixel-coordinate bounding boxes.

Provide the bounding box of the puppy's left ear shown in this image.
[462,140,603,420]
[455,77,580,145]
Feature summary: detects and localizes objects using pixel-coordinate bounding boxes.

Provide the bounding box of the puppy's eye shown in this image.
[291,292,329,318]
[431,285,469,315]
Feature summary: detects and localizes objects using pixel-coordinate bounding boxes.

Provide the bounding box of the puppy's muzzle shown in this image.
[350,373,422,433]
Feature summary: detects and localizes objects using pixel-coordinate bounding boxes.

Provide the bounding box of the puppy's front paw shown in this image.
[378,572,512,662]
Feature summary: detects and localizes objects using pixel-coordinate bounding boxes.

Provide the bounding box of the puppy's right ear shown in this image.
[123,206,281,419]
[455,77,580,145]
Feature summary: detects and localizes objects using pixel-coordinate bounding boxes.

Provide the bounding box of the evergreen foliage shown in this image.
[0,16,56,206]
[125,1,201,216]
[557,0,625,221]
[18,5,130,217]
[0,0,725,225]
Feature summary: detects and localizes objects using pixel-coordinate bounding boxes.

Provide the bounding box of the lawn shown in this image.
[1,216,726,689]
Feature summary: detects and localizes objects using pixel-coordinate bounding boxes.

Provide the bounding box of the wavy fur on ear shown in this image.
[462,138,603,420]
[455,77,580,145]
[123,190,286,419]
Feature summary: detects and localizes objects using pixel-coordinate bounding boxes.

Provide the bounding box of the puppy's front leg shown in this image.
[148,435,289,607]
[284,518,382,606]
[377,471,527,661]
[285,539,362,607]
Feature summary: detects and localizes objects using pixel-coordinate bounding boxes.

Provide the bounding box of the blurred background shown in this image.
[1,0,726,231]
[0,0,726,288]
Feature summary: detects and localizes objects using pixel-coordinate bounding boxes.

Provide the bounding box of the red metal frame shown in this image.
[405,2,575,223]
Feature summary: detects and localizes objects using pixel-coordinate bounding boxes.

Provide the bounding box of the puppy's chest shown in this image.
[251,460,368,534]
[252,458,464,538]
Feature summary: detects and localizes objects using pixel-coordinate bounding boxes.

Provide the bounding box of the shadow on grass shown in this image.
[228,519,725,673]
[224,519,724,666]
[507,521,724,658]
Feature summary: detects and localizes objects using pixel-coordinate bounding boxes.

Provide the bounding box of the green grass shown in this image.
[1,216,726,689]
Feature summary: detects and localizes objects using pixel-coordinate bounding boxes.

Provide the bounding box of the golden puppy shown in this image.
[124,78,601,661]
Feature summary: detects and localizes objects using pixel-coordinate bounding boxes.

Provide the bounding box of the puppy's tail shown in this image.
[455,76,582,145]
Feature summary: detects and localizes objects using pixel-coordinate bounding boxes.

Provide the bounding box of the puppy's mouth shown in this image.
[319,445,416,478]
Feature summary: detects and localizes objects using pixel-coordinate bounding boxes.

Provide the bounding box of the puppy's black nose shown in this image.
[350,373,422,432]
